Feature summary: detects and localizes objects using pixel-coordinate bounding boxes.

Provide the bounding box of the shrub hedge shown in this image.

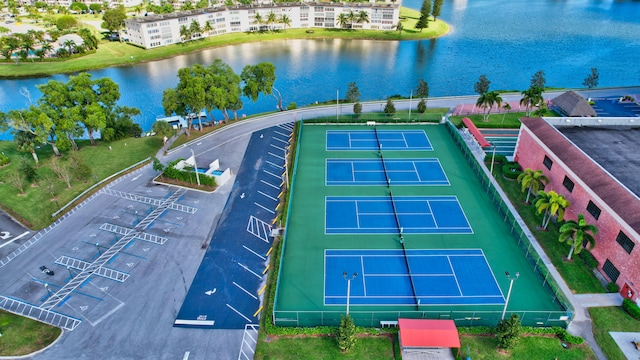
[607,282,620,293]
[0,153,10,166]
[502,162,522,179]
[578,250,599,269]
[162,159,216,187]
[622,298,640,320]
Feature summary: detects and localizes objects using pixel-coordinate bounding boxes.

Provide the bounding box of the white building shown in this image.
[125,2,399,49]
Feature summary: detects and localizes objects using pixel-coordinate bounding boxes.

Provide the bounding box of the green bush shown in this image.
[485,154,507,165]
[56,15,78,31]
[417,99,426,114]
[502,162,522,179]
[553,327,584,344]
[0,153,10,166]
[578,249,599,269]
[162,159,216,187]
[287,102,297,110]
[496,314,522,349]
[337,314,357,352]
[607,282,620,293]
[622,298,640,320]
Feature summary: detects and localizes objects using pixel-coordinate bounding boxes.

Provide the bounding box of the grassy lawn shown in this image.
[0,310,61,357]
[494,165,606,294]
[449,109,560,129]
[0,136,162,229]
[460,335,596,360]
[590,307,640,360]
[254,335,397,360]
[0,8,447,78]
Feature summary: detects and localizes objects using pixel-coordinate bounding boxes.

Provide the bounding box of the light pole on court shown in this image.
[343,272,358,315]
[190,149,201,186]
[408,89,412,122]
[489,143,497,178]
[336,89,339,123]
[501,271,519,320]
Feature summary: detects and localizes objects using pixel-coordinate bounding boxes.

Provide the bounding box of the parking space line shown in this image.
[274,130,289,137]
[268,152,285,160]
[262,170,281,179]
[238,262,262,279]
[254,202,275,214]
[226,304,252,322]
[272,137,289,145]
[266,160,283,169]
[270,144,285,151]
[243,245,266,260]
[183,351,190,360]
[0,231,30,249]
[260,179,279,189]
[233,281,258,300]
[258,191,277,201]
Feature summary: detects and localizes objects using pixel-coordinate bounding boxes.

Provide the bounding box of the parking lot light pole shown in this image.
[190,149,201,186]
[343,272,358,315]
[501,271,520,320]
[95,242,101,256]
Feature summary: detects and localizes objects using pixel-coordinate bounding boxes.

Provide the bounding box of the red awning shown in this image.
[398,319,461,349]
[462,117,491,148]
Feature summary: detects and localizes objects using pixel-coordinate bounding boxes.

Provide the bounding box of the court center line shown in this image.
[447,256,464,297]
[412,161,423,182]
[243,245,266,260]
[355,200,361,230]
[258,191,277,201]
[260,179,279,189]
[425,200,438,228]
[233,281,258,300]
[263,170,281,179]
[254,202,275,214]
[266,160,283,169]
[226,304,252,322]
[268,152,285,160]
[351,162,355,182]
[360,255,367,296]
[238,262,262,279]
[402,132,409,148]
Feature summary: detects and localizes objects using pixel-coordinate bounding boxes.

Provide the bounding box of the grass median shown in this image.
[0,310,61,357]
[590,306,640,360]
[0,8,447,78]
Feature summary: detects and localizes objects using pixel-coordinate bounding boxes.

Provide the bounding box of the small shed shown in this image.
[551,91,597,117]
[398,319,460,359]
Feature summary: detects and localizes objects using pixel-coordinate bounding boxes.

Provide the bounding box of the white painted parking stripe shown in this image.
[263,170,281,179]
[233,281,258,300]
[243,245,266,260]
[254,202,275,214]
[226,304,252,322]
[183,351,190,360]
[258,191,277,201]
[268,152,285,160]
[272,136,289,145]
[270,143,285,151]
[238,262,262,279]
[0,231,30,249]
[274,130,289,137]
[267,160,283,169]
[260,179,279,189]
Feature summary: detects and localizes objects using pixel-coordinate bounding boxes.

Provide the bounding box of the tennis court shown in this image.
[326,129,433,151]
[325,196,472,234]
[324,249,504,306]
[326,158,449,186]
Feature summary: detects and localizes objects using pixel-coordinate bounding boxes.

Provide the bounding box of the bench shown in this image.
[380,320,398,328]
[367,121,376,126]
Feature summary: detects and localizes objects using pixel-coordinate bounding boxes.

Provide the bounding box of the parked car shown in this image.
[40,265,54,276]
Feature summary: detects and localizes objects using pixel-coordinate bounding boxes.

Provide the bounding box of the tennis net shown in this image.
[401,241,419,306]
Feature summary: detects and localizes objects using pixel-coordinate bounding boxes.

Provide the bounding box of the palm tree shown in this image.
[347,10,356,30]
[357,10,369,31]
[280,14,291,31]
[501,102,511,124]
[395,21,404,35]
[476,90,502,122]
[517,168,549,204]
[77,28,98,50]
[337,13,349,29]
[204,21,213,36]
[266,11,277,31]
[179,25,190,42]
[33,48,46,61]
[189,20,201,38]
[559,214,597,261]
[532,102,548,117]
[535,190,570,230]
[41,42,53,56]
[253,13,263,31]
[520,87,543,117]
[63,39,75,55]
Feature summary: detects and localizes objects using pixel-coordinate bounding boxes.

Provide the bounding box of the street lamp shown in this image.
[343,272,358,315]
[501,271,520,320]
[489,144,497,176]
[95,242,102,256]
[190,149,201,186]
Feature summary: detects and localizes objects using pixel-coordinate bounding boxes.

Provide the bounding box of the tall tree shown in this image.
[415,0,430,32]
[432,0,443,20]
[559,213,597,261]
[416,78,429,107]
[517,168,549,204]
[241,62,282,111]
[356,10,369,31]
[102,7,126,42]
[280,14,291,31]
[535,190,570,230]
[583,67,599,91]
[530,70,546,89]
[501,102,512,124]
[163,64,207,136]
[476,90,502,122]
[266,11,277,31]
[337,13,349,30]
[345,82,361,103]
[474,74,490,95]
[520,87,543,117]
[2,106,52,163]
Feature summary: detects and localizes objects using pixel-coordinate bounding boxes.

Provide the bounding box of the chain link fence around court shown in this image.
[272,120,573,329]
[302,112,443,124]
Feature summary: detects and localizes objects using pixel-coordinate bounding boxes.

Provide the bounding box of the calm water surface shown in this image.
[1,0,639,138]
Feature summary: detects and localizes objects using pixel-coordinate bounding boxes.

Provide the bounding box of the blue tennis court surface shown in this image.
[325,196,472,234]
[326,130,433,151]
[324,249,504,306]
[326,158,449,186]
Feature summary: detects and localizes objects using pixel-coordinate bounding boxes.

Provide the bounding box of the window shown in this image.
[603,259,620,282]
[616,231,635,254]
[586,200,601,220]
[543,155,553,170]
[562,176,574,192]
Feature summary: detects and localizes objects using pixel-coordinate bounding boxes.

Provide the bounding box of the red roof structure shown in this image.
[461,117,491,148]
[398,319,461,350]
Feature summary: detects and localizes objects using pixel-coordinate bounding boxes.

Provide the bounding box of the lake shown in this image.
[1,0,639,139]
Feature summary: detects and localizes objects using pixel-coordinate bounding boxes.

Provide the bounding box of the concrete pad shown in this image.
[402,348,455,360]
[609,332,640,359]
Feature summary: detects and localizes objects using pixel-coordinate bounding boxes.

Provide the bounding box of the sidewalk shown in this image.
[569,293,623,360]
